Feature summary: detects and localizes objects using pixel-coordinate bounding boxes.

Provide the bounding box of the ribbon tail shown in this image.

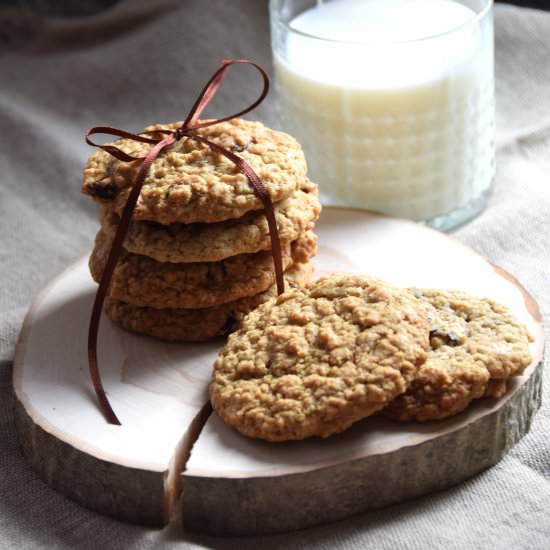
[87,136,176,425]
[189,134,285,295]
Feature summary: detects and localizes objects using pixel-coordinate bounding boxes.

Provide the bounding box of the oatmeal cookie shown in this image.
[210,274,429,441]
[103,262,314,342]
[383,288,533,422]
[89,230,317,309]
[99,179,320,263]
[82,118,307,225]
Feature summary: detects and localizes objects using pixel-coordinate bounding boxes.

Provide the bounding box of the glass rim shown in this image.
[269,0,493,46]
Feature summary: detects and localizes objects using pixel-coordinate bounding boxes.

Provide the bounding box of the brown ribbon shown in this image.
[85,60,285,425]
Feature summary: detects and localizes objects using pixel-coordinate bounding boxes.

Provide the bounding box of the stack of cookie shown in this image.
[81,119,321,341]
[210,274,533,441]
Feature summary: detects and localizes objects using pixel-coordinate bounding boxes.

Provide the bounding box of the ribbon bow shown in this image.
[86,60,285,425]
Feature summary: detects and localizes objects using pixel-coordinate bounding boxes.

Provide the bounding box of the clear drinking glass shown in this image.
[270,0,495,231]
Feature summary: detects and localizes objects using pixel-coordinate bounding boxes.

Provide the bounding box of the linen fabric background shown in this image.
[1,1,549,548]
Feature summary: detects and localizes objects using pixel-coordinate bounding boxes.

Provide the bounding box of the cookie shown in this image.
[99,179,321,263]
[89,230,317,309]
[103,262,314,342]
[210,274,429,442]
[383,288,533,422]
[82,118,307,225]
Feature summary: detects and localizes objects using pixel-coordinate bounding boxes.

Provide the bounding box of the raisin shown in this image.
[87,178,118,200]
[231,139,250,153]
[220,316,238,335]
[429,329,460,348]
[206,262,227,288]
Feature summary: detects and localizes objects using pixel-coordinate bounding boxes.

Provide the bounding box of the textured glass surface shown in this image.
[271,0,495,230]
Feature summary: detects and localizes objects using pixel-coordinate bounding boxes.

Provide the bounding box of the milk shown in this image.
[272,0,495,225]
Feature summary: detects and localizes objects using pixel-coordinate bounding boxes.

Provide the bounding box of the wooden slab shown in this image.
[13,208,544,534]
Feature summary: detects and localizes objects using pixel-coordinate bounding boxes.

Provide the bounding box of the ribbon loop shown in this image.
[86,126,162,162]
[183,59,270,131]
[85,60,283,426]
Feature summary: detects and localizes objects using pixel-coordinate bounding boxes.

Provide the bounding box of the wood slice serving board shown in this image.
[13,208,544,536]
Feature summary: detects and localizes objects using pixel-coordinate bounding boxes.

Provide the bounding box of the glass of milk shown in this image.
[270,0,495,231]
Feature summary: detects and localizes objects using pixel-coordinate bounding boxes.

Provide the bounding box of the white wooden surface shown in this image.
[13,208,544,533]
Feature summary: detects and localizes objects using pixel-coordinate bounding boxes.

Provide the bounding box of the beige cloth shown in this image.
[0,1,549,548]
